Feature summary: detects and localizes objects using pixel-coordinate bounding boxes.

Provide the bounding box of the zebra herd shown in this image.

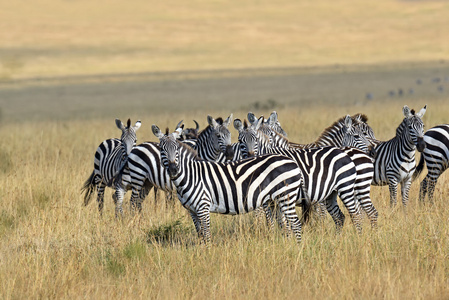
[82,104,449,244]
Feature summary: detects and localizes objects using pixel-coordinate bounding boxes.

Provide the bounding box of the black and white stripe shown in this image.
[152,125,311,244]
[372,105,427,207]
[247,114,378,227]
[234,119,362,232]
[413,124,449,202]
[81,119,141,215]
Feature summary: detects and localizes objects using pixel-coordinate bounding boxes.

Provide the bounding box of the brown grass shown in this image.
[0,0,448,79]
[0,99,448,299]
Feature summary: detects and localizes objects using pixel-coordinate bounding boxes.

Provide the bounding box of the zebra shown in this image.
[234,118,362,232]
[247,113,378,227]
[181,114,234,162]
[152,125,311,244]
[371,105,427,208]
[81,119,141,215]
[113,116,235,213]
[413,124,449,202]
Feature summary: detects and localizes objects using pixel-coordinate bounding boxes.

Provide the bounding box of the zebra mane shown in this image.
[176,138,201,159]
[197,117,224,137]
[353,113,368,123]
[316,114,368,144]
[127,119,131,127]
[410,109,415,115]
[165,127,170,135]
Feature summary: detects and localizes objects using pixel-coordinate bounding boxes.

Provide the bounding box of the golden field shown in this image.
[0,98,448,299]
[0,0,448,80]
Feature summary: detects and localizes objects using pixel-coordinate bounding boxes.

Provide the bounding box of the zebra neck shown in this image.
[395,121,416,151]
[171,150,201,195]
[195,127,220,161]
[315,122,344,147]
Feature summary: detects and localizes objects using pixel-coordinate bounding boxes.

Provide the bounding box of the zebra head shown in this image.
[402,105,427,152]
[265,111,287,137]
[234,117,263,158]
[207,114,234,160]
[152,125,184,179]
[248,111,287,138]
[342,115,377,159]
[115,118,141,155]
[352,113,379,146]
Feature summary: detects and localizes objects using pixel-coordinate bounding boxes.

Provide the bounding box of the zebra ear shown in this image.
[247,112,257,125]
[416,105,427,118]
[115,119,125,131]
[344,115,352,129]
[403,105,412,118]
[223,113,233,128]
[234,119,243,132]
[267,111,278,125]
[207,115,218,128]
[254,116,264,131]
[152,125,164,139]
[133,120,142,131]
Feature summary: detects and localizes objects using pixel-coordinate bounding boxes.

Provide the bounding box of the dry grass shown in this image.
[0,0,448,80]
[0,99,448,299]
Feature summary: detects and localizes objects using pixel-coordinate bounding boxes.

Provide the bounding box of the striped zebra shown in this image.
[413,124,449,202]
[113,116,235,213]
[182,115,234,162]
[81,119,141,215]
[247,113,378,226]
[371,105,427,208]
[234,119,362,232]
[151,125,311,244]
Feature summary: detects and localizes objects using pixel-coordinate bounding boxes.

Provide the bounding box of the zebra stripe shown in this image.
[234,119,362,232]
[247,114,378,227]
[414,124,449,202]
[372,105,427,207]
[152,125,310,244]
[81,119,141,215]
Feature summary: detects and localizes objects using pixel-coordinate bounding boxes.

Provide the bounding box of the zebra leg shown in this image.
[356,191,378,229]
[197,209,212,245]
[129,187,142,214]
[261,201,275,232]
[325,192,345,232]
[277,196,303,243]
[426,178,438,203]
[419,177,428,202]
[114,186,126,217]
[387,179,399,207]
[315,201,327,219]
[96,182,106,214]
[189,211,201,235]
[400,178,412,209]
[337,189,363,234]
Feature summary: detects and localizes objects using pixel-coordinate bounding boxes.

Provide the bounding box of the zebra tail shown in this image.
[413,153,425,182]
[81,171,96,206]
[110,160,127,188]
[299,196,312,224]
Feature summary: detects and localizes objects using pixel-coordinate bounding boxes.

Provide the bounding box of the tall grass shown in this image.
[0,98,448,299]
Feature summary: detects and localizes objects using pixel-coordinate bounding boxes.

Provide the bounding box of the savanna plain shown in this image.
[0,0,449,299]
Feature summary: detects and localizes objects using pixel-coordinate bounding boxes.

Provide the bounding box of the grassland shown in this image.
[0,98,448,299]
[0,0,448,80]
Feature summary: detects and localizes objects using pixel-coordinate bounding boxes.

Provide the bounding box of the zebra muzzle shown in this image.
[168,162,178,178]
[417,137,426,152]
[225,145,235,160]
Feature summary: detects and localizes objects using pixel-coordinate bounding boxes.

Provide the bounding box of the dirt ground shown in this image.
[0,61,448,123]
